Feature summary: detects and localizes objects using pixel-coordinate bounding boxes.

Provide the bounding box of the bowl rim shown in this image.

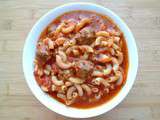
[23,2,138,118]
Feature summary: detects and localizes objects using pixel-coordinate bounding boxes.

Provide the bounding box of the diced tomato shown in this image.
[100,24,107,30]
[68,57,74,62]
[95,65,104,70]
[51,64,59,74]
[40,76,52,89]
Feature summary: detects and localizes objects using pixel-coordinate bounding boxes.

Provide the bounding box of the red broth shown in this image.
[34,11,129,109]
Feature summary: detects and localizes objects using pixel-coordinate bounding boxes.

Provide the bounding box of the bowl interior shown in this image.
[23,2,138,118]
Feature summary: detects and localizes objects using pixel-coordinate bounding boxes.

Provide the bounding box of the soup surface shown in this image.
[34,11,129,108]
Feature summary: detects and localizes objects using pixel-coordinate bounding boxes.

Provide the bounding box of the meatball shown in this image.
[74,60,94,79]
[74,27,96,45]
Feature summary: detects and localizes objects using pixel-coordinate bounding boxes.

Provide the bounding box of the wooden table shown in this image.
[0,0,160,120]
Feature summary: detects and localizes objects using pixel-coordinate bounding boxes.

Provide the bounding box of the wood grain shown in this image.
[0,0,160,120]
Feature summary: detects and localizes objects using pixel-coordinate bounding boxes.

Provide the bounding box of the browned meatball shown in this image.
[74,60,94,78]
[74,27,96,45]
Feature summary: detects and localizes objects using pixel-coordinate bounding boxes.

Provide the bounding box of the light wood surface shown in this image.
[0,0,160,120]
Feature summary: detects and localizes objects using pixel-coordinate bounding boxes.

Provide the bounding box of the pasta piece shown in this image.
[116,51,123,65]
[44,65,51,75]
[109,29,121,36]
[51,75,64,86]
[113,36,120,43]
[96,31,109,37]
[65,81,73,87]
[80,53,89,60]
[113,64,119,72]
[75,84,83,96]
[87,84,94,88]
[67,86,76,100]
[46,65,52,71]
[98,38,113,47]
[101,41,108,46]
[92,70,104,77]
[113,43,121,50]
[43,37,50,44]
[79,45,94,53]
[76,18,91,31]
[55,22,65,34]
[58,50,67,62]
[94,37,102,46]
[56,55,72,69]
[92,77,101,85]
[72,49,79,56]
[51,84,56,91]
[44,69,50,75]
[37,41,49,56]
[41,86,48,92]
[91,87,99,93]
[55,37,66,46]
[48,38,55,49]
[81,84,92,96]
[107,38,114,47]
[115,71,123,86]
[108,75,119,83]
[65,98,76,105]
[101,79,110,87]
[103,64,112,75]
[68,77,84,84]
[112,57,119,71]
[37,68,43,76]
[66,45,93,55]
[63,39,76,49]
[66,46,79,55]
[91,36,107,47]
[92,77,110,87]
[104,88,109,93]
[61,24,75,34]
[96,54,112,63]
[95,48,109,54]
[112,57,119,64]
[109,48,115,55]
[61,85,67,91]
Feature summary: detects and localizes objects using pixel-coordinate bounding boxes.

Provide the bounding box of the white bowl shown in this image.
[23,2,138,118]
